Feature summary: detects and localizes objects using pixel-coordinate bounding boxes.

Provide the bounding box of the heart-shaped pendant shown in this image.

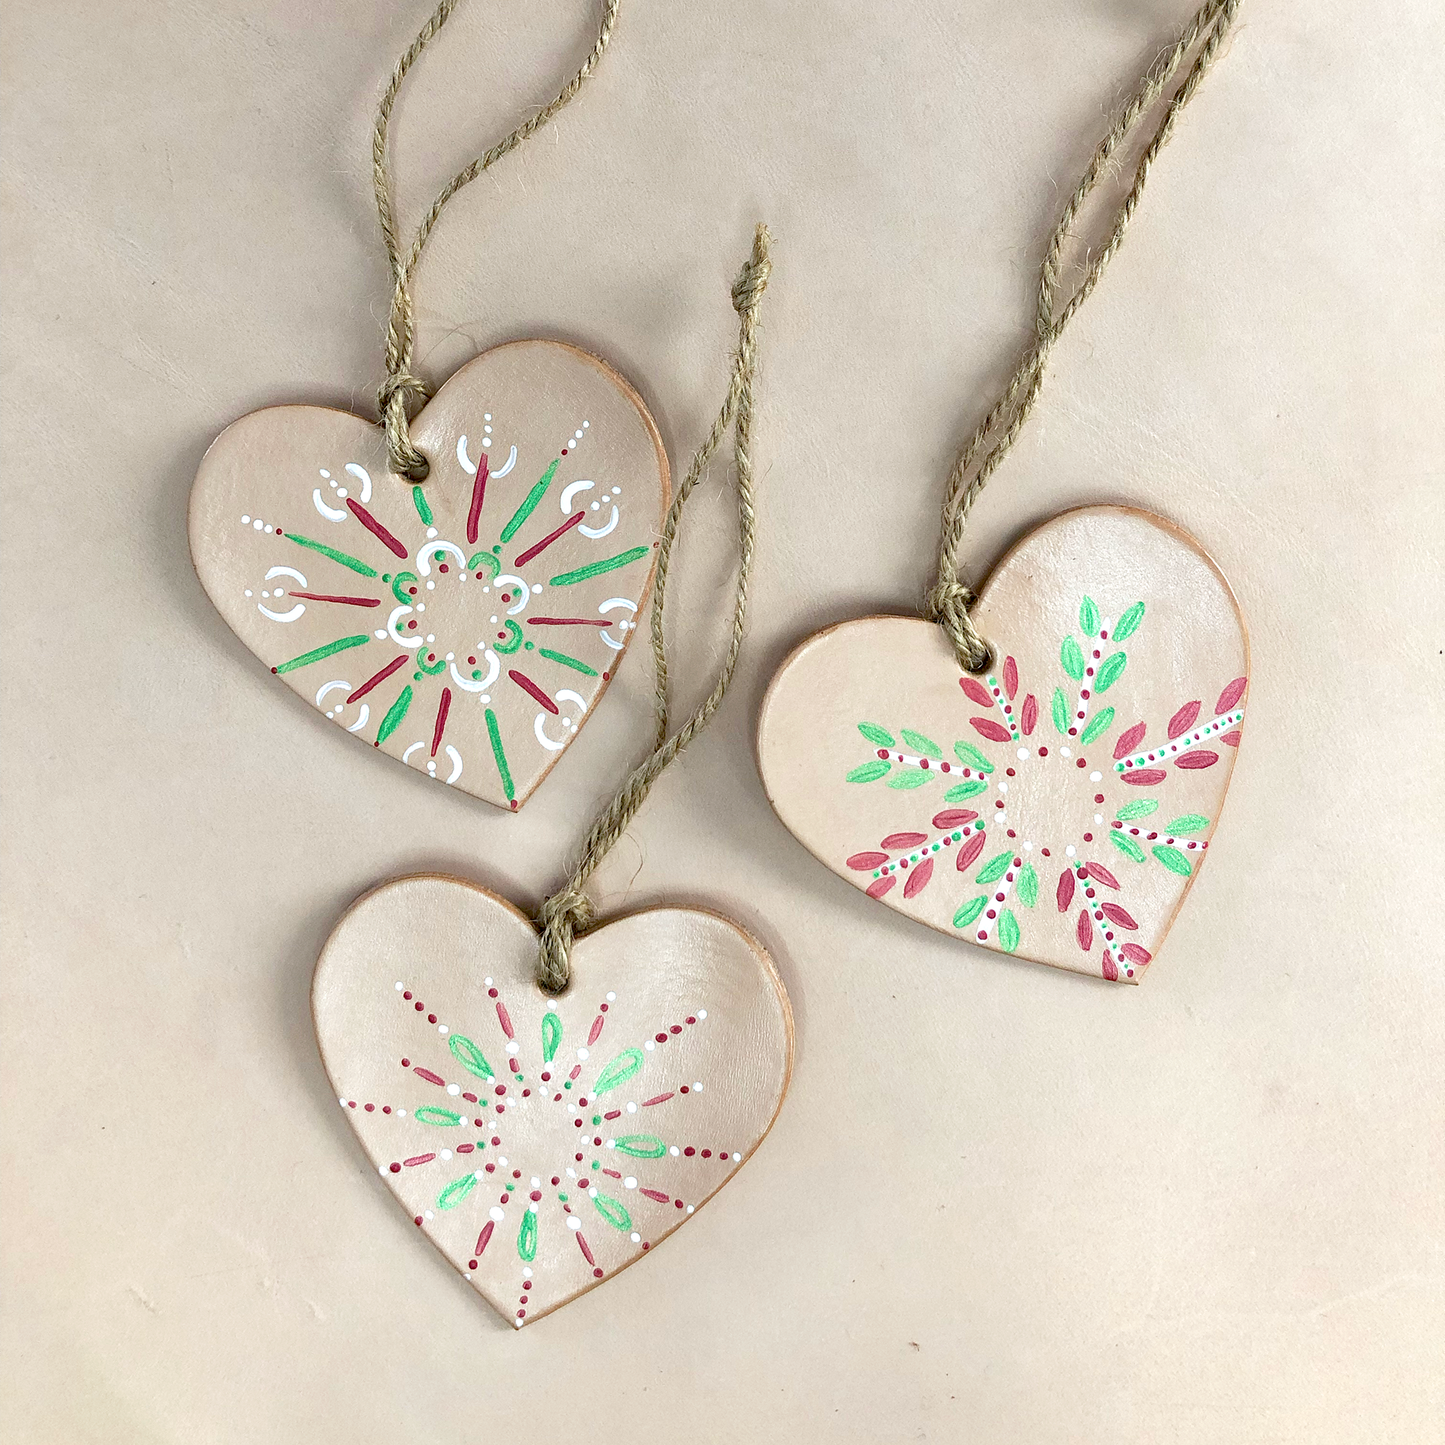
[190,340,669,809]
[757,507,1248,982]
[313,875,793,1327]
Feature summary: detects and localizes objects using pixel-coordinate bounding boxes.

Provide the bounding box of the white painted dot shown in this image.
[447,1083,460,1095]
[424,1211,434,1220]
[1066,845,1077,857]
[1017,748,1029,760]
[1090,771,1102,782]
[1023,841,1033,851]
[576,1047,589,1061]
[583,420,589,428]
[336,488,347,499]
[669,1146,680,1157]
[485,978,493,987]
[1095,814,1104,824]
[445,652,454,661]
[522,1268,532,1279]
[473,1169,484,1180]
[489,615,498,625]
[395,982,404,990]
[264,525,274,533]
[624,1177,637,1189]
[567,1216,581,1231]
[588,1187,599,1199]
[484,414,491,422]
[1061,747,1072,758]
[325,710,335,719]
[696,1010,706,1020]
[320,469,330,479]
[489,1206,505,1222]
[244,590,253,597]
[440,1149,452,1161]
[338,1097,348,1107]
[375,629,388,639]
[999,781,1009,794]
[685,1204,694,1214]
[438,1025,448,1035]
[630,1231,641,1243]
[606,992,616,1001]
[378,1164,388,1176]
[626,1102,637,1114]
[426,527,438,539]
[693,1082,703,1092]
[732,1152,741,1161]
[605,1139,615,1150]
[416,603,426,613]
[426,634,435,643]
[566,1168,577,1179]
[591,501,600,510]
[426,580,435,590]
[527,1203,538,1215]
[531,583,542,595]
[241,515,250,525]
[497,1157,508,1168]
[645,1041,656,1051]
[396,1110,406,1118]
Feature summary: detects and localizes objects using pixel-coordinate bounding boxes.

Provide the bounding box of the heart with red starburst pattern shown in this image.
[757,507,1249,982]
[313,875,793,1327]
[189,339,669,811]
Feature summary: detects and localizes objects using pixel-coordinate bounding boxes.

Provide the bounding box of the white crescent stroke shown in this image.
[492,444,517,478]
[402,741,425,763]
[387,605,422,647]
[598,596,636,651]
[444,746,463,784]
[265,566,308,587]
[579,505,619,539]
[458,437,517,479]
[258,601,305,622]
[315,680,350,705]
[559,479,594,512]
[534,689,588,751]
[494,575,530,615]
[313,488,346,521]
[344,463,372,503]
[450,649,499,694]
[346,704,370,733]
[416,540,468,576]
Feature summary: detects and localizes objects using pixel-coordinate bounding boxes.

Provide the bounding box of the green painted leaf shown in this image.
[997,908,1020,954]
[593,1047,644,1096]
[943,779,988,803]
[613,1134,668,1159]
[414,1107,462,1127]
[1115,799,1159,821]
[1094,651,1127,692]
[975,850,1014,886]
[437,1172,479,1210]
[1153,844,1193,877]
[1164,814,1210,835]
[952,741,995,773]
[846,759,891,784]
[1061,636,1085,681]
[541,1010,562,1064]
[857,721,895,748]
[517,1208,538,1261]
[1080,706,1115,745]
[1106,830,1146,863]
[1080,596,1100,636]
[592,1193,632,1231]
[901,729,944,760]
[1017,863,1039,909]
[953,895,988,928]
[448,1034,494,1081]
[1113,601,1146,641]
[1052,687,1069,735]
[887,769,932,790]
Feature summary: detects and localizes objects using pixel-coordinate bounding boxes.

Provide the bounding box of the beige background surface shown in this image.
[2,1,1442,1441]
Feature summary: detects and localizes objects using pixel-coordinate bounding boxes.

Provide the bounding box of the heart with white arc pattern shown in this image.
[757,507,1249,982]
[189,339,670,810]
[313,875,793,1328]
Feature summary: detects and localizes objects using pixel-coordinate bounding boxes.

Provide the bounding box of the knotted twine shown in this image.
[537,226,772,992]
[926,0,1242,672]
[372,0,622,480]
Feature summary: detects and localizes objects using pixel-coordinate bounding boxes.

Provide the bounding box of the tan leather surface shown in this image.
[2,1,1442,1440]
[758,508,1248,981]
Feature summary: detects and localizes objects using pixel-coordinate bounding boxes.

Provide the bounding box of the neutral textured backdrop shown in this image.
[2,2,1441,1440]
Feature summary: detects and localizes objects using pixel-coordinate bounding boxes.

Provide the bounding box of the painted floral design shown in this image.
[842,596,1246,980]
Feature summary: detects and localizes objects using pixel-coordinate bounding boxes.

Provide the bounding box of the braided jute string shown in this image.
[536,227,772,993]
[372,0,621,480]
[926,0,1241,672]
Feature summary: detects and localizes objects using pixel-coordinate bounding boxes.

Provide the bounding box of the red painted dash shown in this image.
[513,511,584,567]
[347,654,408,703]
[509,669,558,714]
[495,1000,514,1039]
[641,1093,674,1107]
[288,591,382,607]
[474,1221,495,1257]
[587,1015,605,1046]
[575,1230,597,1268]
[346,498,409,558]
[413,1067,445,1086]
[640,1188,670,1203]
[525,617,612,627]
[466,447,489,545]
[430,686,452,757]
[403,1153,437,1167]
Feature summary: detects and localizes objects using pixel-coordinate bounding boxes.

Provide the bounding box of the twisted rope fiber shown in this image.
[536,227,772,992]
[372,0,622,479]
[926,0,1241,672]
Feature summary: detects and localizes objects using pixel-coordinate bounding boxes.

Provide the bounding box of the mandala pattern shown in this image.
[841,595,1247,981]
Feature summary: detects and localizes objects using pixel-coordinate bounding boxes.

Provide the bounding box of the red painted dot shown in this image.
[488,988,498,998]
[438,564,449,573]
[495,1104,505,1114]
[400,1057,409,1066]
[427,1013,437,1024]
[1006,767,1016,777]
[1041,848,1050,856]
[414,1002,424,1011]
[389,1163,401,1173]
[593,1267,604,1278]
[576,1153,584,1162]
[702,1149,712,1158]
[402,992,412,1000]
[684,1147,695,1157]
[1095,793,1105,803]
[642,1242,650,1251]
[986,908,997,919]
[1084,832,1093,842]
[364,1102,374,1112]
[382,1106,392,1114]
[491,1137,501,1146]
[675,1200,685,1209]
[1077,758,1088,768]
[1038,747,1048,757]
[602,672,610,681]
[578,1178,590,1189]
[468,1259,477,1270]
[669,1025,683,1035]
[680,1085,690,1094]
[415,1216,423,1226]
[485,1163,496,1173]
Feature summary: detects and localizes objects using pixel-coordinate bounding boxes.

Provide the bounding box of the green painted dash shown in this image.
[377,684,413,744]
[412,487,433,526]
[499,459,559,544]
[548,546,650,587]
[538,647,598,677]
[485,707,514,802]
[273,634,370,674]
[284,533,379,578]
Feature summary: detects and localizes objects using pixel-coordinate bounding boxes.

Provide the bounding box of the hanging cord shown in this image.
[535,226,772,993]
[926,0,1241,671]
[372,0,622,480]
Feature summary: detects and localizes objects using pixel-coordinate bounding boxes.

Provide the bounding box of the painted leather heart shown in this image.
[189,340,669,810]
[313,875,793,1327]
[757,507,1248,982]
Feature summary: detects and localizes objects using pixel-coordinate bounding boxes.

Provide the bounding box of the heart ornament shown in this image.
[313,875,793,1327]
[189,340,669,809]
[757,507,1249,982]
